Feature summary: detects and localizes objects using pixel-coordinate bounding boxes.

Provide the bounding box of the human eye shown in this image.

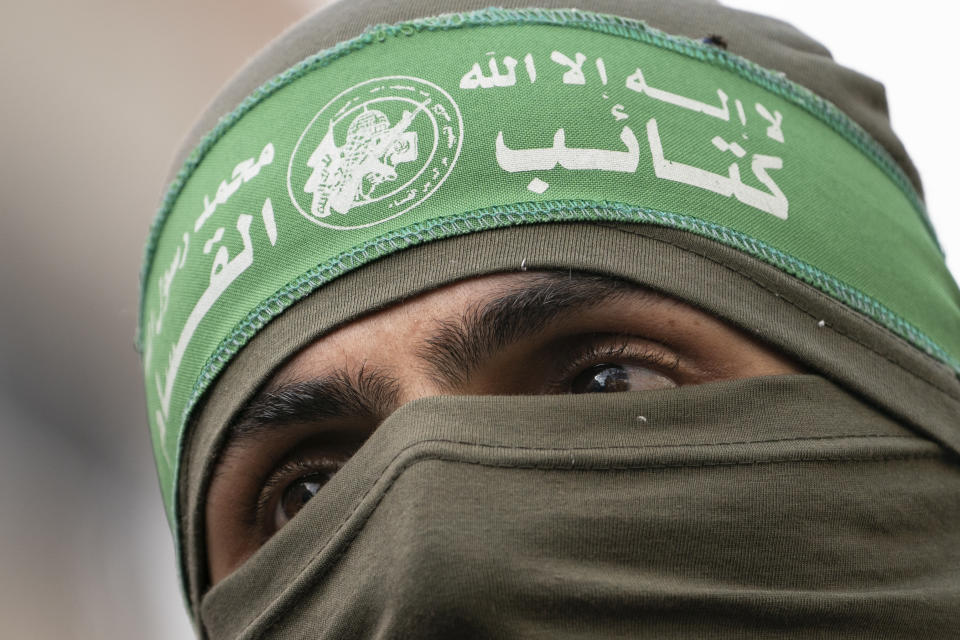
[252,443,360,537]
[249,338,680,535]
[546,336,680,394]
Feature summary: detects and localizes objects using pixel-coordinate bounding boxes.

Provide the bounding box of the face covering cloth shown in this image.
[137,0,960,634]
[200,377,960,639]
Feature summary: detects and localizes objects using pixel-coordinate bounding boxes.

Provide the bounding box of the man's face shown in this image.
[205,271,802,582]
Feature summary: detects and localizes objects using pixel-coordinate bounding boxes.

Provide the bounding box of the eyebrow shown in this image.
[226,366,400,449]
[223,271,650,449]
[416,272,647,388]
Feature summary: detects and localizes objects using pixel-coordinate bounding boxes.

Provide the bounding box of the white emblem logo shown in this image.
[287,76,464,230]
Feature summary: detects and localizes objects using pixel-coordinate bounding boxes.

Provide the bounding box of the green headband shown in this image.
[140,8,960,524]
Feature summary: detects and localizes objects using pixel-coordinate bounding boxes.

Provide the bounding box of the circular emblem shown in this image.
[287,76,464,230]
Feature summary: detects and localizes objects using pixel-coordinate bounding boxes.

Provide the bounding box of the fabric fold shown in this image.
[201,375,957,639]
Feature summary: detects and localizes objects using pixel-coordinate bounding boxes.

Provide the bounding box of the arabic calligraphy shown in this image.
[146,140,276,380]
[461,54,523,89]
[626,67,730,121]
[495,117,786,219]
[647,119,788,219]
[755,103,785,143]
[551,51,587,85]
[735,99,747,126]
[195,142,275,232]
[153,197,278,449]
[496,126,640,173]
[460,51,610,89]
[523,53,537,83]
[143,232,190,369]
[464,46,790,218]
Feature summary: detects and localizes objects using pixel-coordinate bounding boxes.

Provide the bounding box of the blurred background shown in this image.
[0,1,956,638]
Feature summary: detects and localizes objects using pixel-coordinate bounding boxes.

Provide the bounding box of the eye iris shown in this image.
[278,473,332,524]
[573,364,631,394]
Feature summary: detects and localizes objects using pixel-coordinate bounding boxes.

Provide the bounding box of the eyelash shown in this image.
[253,455,347,537]
[546,336,680,390]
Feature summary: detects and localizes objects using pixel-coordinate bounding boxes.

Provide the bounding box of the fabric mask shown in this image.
[137,0,960,635]
[201,377,960,638]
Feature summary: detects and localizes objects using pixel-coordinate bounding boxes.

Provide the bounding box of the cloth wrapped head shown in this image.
[138,0,960,636]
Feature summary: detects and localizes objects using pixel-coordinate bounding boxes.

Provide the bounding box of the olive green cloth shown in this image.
[201,375,959,639]
[174,0,921,196]
[184,223,960,634]
[157,0,960,635]
[142,1,960,523]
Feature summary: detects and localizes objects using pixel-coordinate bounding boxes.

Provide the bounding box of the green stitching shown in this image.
[142,8,957,544]
[138,6,936,346]
[166,199,960,542]
[193,200,960,409]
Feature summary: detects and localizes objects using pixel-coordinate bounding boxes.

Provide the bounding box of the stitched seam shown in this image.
[352,433,920,453]
[598,222,959,399]
[241,445,941,637]
[170,201,960,555]
[193,204,959,408]
[296,434,936,575]
[186,202,958,432]
[589,218,955,368]
[139,6,932,340]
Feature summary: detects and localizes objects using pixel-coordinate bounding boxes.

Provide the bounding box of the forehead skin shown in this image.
[205,271,802,583]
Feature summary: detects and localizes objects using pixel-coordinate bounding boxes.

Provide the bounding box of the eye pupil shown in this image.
[278,473,333,524]
[572,364,631,394]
